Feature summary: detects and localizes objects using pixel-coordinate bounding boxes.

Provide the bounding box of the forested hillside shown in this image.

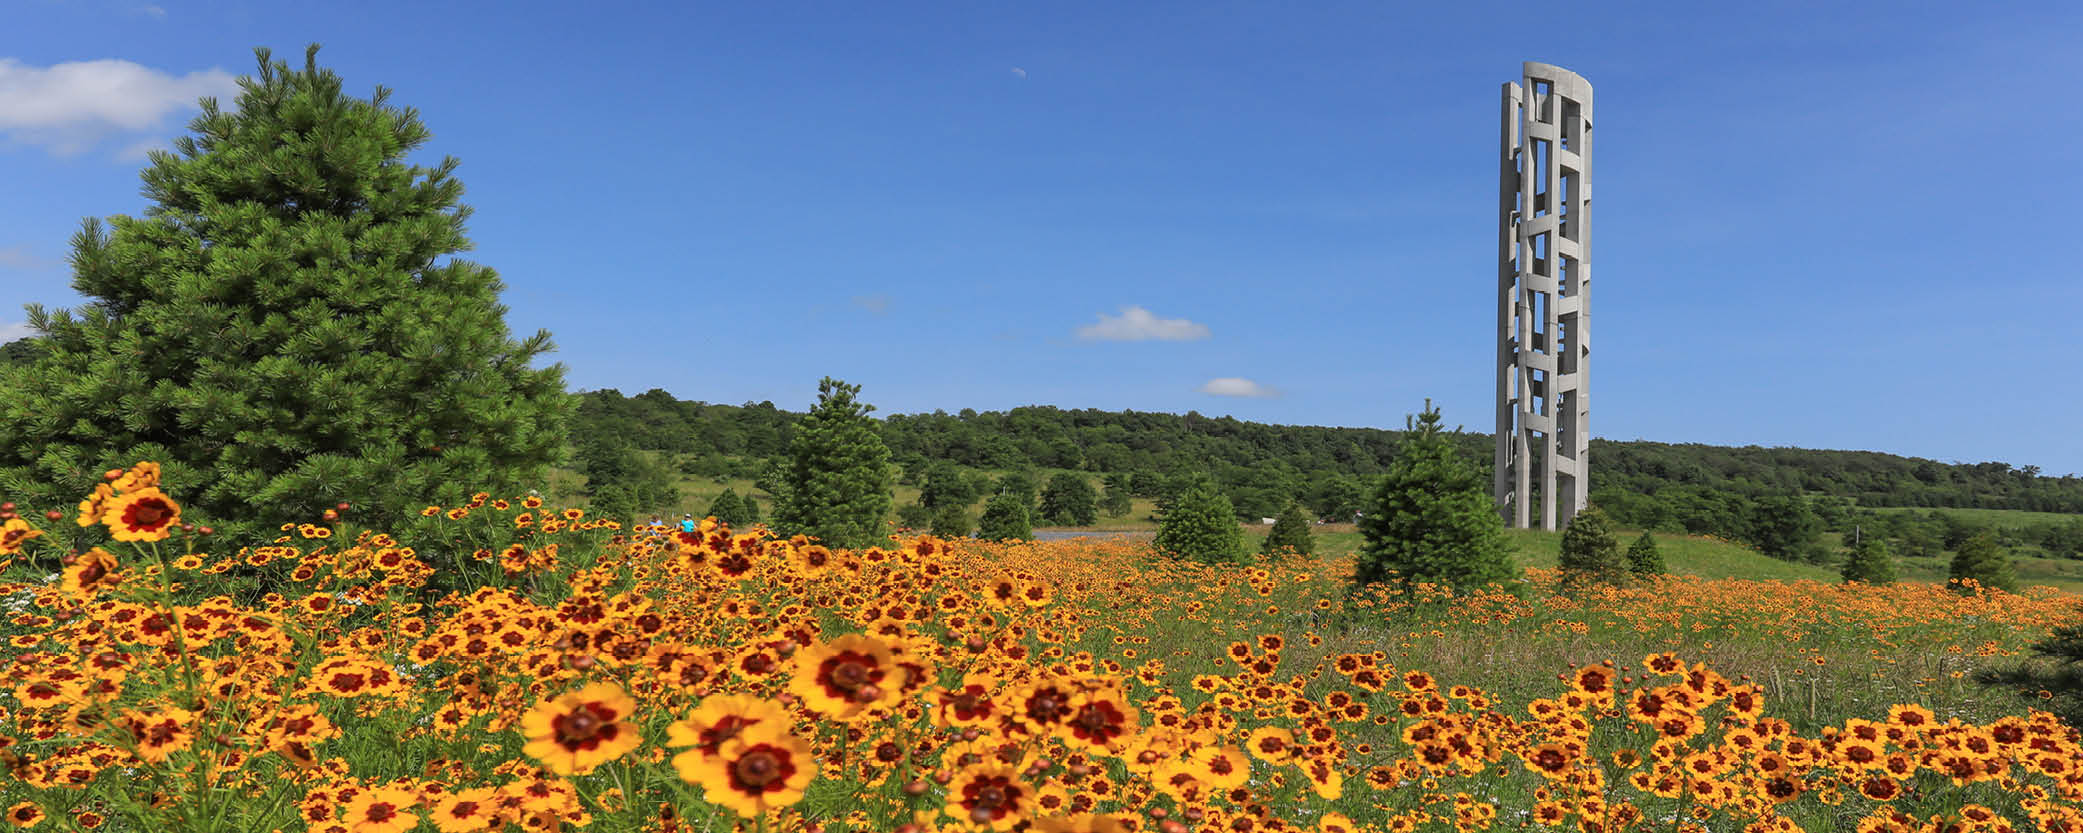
[567,387,2083,506]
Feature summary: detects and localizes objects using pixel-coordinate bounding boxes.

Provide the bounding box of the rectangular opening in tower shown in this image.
[1531,369,1547,415]
[1558,314,1578,374]
[1561,100,1581,150]
[1530,291,1547,352]
[1559,255,1578,297]
[1533,139,1552,216]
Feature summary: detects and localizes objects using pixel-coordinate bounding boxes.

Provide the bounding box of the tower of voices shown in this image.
[1495,62,1592,531]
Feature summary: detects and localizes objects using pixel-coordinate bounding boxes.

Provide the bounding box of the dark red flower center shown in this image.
[552,702,619,751]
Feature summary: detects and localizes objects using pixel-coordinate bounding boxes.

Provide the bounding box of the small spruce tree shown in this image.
[1154,478,1245,565]
[930,503,972,539]
[1557,504,1627,588]
[975,492,1031,542]
[1840,535,1897,585]
[771,377,894,550]
[706,488,747,527]
[1262,501,1314,559]
[1354,401,1515,597]
[740,494,760,524]
[1949,531,2019,593]
[1626,530,1665,578]
[1976,603,2083,727]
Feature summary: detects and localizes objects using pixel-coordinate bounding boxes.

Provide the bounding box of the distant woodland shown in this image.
[567,387,2083,560]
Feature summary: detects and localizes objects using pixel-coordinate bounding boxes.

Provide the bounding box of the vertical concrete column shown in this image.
[1496,62,1591,530]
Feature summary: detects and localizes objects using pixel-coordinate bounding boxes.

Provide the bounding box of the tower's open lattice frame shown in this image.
[1496,62,1592,530]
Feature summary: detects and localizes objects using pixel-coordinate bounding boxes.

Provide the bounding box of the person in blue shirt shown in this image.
[679,514,698,534]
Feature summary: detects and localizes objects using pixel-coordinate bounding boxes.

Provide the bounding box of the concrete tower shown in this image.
[1496,62,1591,531]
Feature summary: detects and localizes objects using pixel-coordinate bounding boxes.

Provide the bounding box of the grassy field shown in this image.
[1866,504,2083,526]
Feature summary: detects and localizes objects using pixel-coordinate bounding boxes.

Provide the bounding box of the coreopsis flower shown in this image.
[1031,814,1129,833]
[680,725,813,818]
[76,484,114,527]
[666,694,792,760]
[61,548,120,596]
[519,682,643,775]
[1058,689,1138,752]
[0,518,42,555]
[1245,726,1296,763]
[945,765,1034,832]
[1179,744,1250,790]
[429,787,498,833]
[118,707,196,763]
[110,462,160,495]
[789,633,902,719]
[101,487,180,542]
[341,786,420,833]
[932,673,1003,729]
[4,802,44,828]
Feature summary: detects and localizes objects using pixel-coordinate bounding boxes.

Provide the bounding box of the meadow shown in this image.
[1,465,2079,833]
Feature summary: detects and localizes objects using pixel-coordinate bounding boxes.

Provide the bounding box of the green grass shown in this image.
[1866,504,2083,526]
[1239,524,1840,582]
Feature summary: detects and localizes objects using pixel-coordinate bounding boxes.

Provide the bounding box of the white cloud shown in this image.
[1198,377,1277,398]
[0,57,236,156]
[850,294,891,315]
[0,322,35,343]
[1011,67,1028,79]
[1076,306,1210,342]
[135,5,166,18]
[0,245,56,271]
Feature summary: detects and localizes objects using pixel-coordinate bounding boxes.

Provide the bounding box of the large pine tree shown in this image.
[771,377,894,549]
[1354,402,1516,597]
[0,46,570,539]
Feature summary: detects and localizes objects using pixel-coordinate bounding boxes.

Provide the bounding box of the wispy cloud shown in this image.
[0,245,57,271]
[134,5,166,18]
[1198,377,1277,398]
[0,57,235,156]
[1010,67,1027,80]
[850,294,891,316]
[1076,306,1210,342]
[0,322,35,343]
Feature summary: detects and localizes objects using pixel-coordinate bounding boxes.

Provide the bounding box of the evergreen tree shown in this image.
[1154,477,1244,564]
[771,377,894,549]
[1038,473,1099,526]
[0,47,572,541]
[930,502,972,539]
[740,494,761,524]
[1976,603,2083,727]
[1261,501,1314,559]
[1557,504,1627,588]
[975,492,1031,542]
[706,488,748,527]
[1354,401,1516,597]
[1839,535,1896,585]
[1626,530,1666,577]
[1949,531,2019,593]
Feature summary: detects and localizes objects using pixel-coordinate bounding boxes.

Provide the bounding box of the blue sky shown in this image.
[4,1,2081,476]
